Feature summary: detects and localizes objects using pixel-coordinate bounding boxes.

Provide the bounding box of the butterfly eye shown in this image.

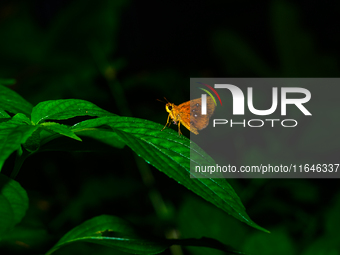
[168,106,172,110]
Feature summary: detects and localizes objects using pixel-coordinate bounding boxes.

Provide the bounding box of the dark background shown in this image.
[0,0,339,254]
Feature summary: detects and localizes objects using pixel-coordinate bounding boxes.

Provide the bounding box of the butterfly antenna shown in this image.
[157,99,166,103]
[164,97,170,103]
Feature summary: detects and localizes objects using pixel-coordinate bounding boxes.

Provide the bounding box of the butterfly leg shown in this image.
[161,114,171,131]
[177,121,183,136]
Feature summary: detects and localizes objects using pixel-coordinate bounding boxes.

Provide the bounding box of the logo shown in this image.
[198,83,311,128]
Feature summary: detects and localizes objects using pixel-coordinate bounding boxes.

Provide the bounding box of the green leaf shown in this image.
[46,215,168,255]
[72,116,268,232]
[40,122,82,141]
[46,214,245,255]
[38,131,125,153]
[12,113,31,125]
[0,85,33,117]
[74,128,125,149]
[31,99,114,125]
[0,120,38,171]
[23,129,41,153]
[0,109,10,119]
[0,174,29,237]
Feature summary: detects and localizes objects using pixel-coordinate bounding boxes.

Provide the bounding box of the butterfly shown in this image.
[160,96,215,135]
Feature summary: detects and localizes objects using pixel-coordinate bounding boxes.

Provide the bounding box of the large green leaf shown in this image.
[0,174,29,237]
[74,128,125,149]
[0,85,33,117]
[46,215,168,255]
[72,116,268,232]
[0,120,38,171]
[31,99,114,125]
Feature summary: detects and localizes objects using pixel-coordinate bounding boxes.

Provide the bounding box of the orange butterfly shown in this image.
[160,97,215,135]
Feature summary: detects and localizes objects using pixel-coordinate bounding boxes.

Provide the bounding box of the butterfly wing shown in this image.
[172,100,192,133]
[167,97,215,135]
[189,96,215,134]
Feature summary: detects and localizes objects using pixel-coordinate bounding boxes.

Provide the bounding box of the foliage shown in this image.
[0,0,340,254]
[0,85,265,254]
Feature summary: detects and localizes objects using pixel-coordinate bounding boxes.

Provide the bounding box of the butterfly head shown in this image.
[165,103,175,114]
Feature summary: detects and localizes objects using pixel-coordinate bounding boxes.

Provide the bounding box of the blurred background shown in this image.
[1,0,340,254]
